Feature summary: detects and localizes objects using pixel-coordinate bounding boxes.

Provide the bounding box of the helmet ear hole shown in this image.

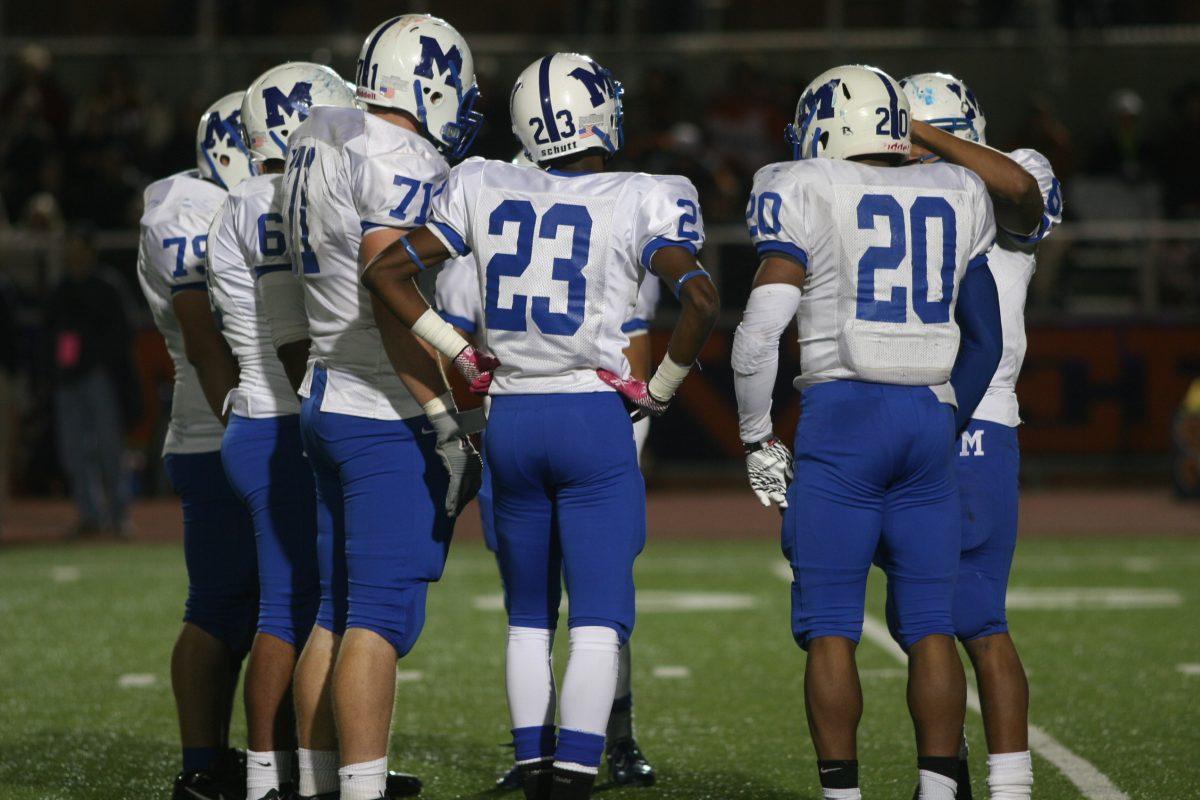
[430,90,443,105]
[819,131,829,150]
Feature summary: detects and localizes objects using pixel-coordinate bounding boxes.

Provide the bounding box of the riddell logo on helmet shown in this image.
[882,142,908,151]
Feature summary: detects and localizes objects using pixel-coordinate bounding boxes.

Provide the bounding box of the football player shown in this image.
[362,52,719,800]
[261,15,482,800]
[204,62,356,800]
[893,71,1063,800]
[136,92,258,800]
[432,152,658,793]
[730,65,1003,800]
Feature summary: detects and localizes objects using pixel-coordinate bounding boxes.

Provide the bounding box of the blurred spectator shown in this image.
[44,226,138,537]
[1008,94,1077,181]
[1088,89,1157,183]
[1,46,69,225]
[1160,82,1200,219]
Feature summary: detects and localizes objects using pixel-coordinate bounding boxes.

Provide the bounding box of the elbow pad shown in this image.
[731,284,802,376]
[257,270,310,349]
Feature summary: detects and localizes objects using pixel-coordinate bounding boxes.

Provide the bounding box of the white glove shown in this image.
[744,437,794,508]
[427,409,483,518]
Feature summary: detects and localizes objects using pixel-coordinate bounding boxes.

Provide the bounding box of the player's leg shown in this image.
[605,416,655,787]
[294,386,347,799]
[550,393,645,799]
[164,451,258,799]
[955,420,1032,798]
[222,413,320,798]
[487,395,562,799]
[880,392,965,800]
[330,413,450,798]
[786,382,894,800]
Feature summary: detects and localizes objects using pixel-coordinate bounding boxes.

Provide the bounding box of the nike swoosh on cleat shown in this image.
[421,427,436,435]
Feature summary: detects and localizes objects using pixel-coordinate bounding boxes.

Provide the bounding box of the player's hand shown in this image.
[427,409,484,517]
[744,437,794,509]
[452,345,500,395]
[596,369,670,420]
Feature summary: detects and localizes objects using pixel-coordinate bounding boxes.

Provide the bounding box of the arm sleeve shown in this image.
[427,157,484,257]
[1003,148,1063,244]
[433,253,482,334]
[950,262,1003,432]
[731,283,803,443]
[633,174,705,273]
[622,275,661,336]
[748,165,809,268]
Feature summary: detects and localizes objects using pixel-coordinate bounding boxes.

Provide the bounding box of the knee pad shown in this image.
[346,582,430,657]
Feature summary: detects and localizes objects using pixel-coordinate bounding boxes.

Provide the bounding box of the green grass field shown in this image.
[1,536,1197,800]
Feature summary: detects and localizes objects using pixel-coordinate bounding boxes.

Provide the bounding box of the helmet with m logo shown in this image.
[196,91,252,190]
[510,53,624,165]
[900,72,987,145]
[786,65,911,163]
[354,14,482,160]
[241,62,357,163]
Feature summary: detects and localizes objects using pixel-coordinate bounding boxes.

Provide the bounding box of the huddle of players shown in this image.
[136,10,1060,800]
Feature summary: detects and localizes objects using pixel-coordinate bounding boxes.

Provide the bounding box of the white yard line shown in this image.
[395,670,424,683]
[652,665,691,679]
[1176,663,1200,676]
[117,673,157,688]
[773,562,1130,800]
[52,565,81,583]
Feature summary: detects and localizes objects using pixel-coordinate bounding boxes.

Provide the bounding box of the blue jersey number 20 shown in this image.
[485,200,591,336]
[856,193,957,325]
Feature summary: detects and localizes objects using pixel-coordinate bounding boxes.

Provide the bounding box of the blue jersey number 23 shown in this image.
[485,200,591,336]
[856,194,957,324]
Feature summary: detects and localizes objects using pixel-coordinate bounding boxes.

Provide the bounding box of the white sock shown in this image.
[506,626,557,731]
[339,756,388,800]
[559,626,620,737]
[298,748,339,797]
[245,750,295,799]
[823,788,862,800]
[988,751,1033,799]
[919,769,957,800]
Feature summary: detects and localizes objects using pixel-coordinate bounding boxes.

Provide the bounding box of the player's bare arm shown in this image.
[649,245,720,371]
[361,227,455,407]
[173,290,239,424]
[911,119,1043,236]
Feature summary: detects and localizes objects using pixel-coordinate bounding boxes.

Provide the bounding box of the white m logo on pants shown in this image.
[960,429,985,457]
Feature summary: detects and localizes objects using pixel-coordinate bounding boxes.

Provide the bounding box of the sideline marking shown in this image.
[52,566,81,583]
[1177,663,1200,676]
[473,591,755,613]
[118,673,157,688]
[652,666,691,679]
[772,561,1130,800]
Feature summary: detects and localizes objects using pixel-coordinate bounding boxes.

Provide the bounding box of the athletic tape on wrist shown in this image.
[647,355,691,401]
[411,308,471,360]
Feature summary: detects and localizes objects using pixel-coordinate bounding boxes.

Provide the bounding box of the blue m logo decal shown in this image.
[262,82,314,127]
[567,63,612,108]
[202,109,241,149]
[414,35,463,86]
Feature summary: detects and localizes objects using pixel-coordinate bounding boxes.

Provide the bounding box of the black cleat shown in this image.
[172,770,242,800]
[606,738,656,787]
[518,760,554,800]
[495,764,523,791]
[386,770,423,797]
[548,766,596,800]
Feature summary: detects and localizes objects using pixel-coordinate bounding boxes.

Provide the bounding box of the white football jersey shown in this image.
[748,158,995,402]
[427,158,704,395]
[624,273,661,337]
[282,106,449,419]
[972,148,1062,427]
[136,170,228,455]
[206,172,299,418]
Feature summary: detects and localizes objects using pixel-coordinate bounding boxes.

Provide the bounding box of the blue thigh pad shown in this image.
[165,450,258,658]
[222,413,319,647]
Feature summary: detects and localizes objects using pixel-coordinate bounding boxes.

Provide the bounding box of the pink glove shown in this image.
[596,369,670,420]
[453,346,500,395]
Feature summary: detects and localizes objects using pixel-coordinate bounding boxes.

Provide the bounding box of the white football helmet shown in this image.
[786,65,910,162]
[242,62,356,162]
[196,91,253,190]
[354,14,482,160]
[510,53,624,165]
[900,72,987,144]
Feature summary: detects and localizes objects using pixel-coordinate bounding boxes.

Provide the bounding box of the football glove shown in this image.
[596,369,670,420]
[744,437,794,508]
[427,409,484,517]
[452,346,500,395]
